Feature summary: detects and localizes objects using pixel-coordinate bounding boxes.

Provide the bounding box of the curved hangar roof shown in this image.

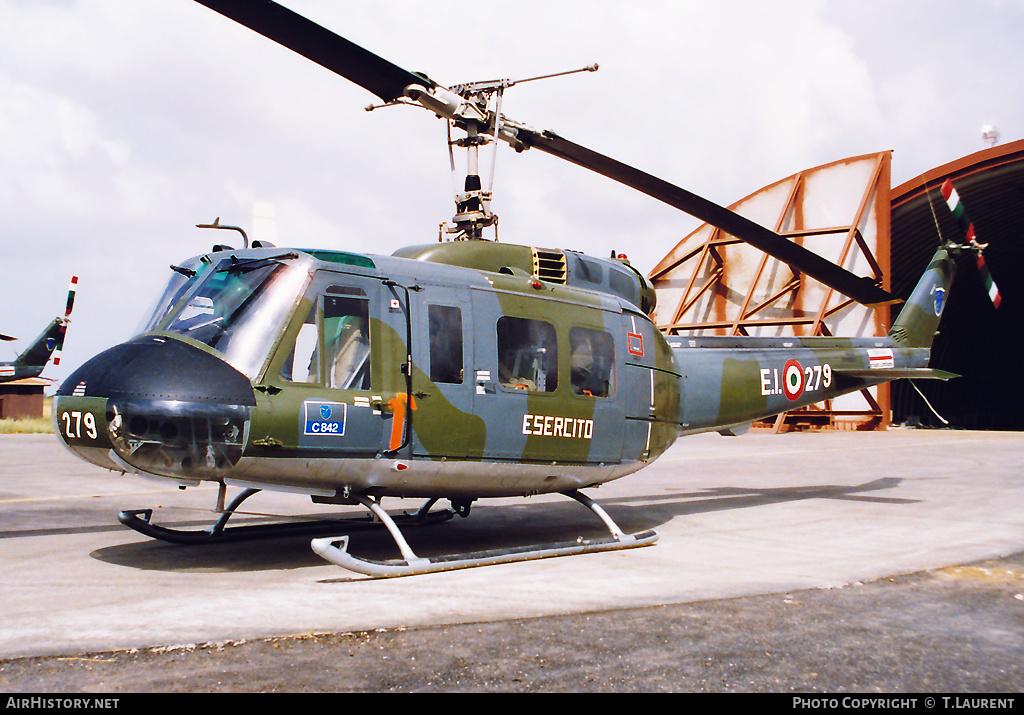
[889,139,1024,429]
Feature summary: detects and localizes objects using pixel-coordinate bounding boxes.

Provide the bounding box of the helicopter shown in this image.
[1,277,77,385]
[53,0,961,577]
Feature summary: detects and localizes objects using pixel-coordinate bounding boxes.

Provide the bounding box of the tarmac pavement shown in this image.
[1,428,1023,692]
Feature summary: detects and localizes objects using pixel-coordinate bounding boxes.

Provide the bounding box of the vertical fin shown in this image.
[13,319,64,370]
[14,276,78,371]
[888,247,956,348]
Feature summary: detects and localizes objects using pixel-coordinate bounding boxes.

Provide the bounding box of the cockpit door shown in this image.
[262,271,387,456]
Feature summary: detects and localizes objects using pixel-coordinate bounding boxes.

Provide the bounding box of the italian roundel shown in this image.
[783,359,804,401]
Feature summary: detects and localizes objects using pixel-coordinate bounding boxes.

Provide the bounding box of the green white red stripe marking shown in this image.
[941,179,1001,308]
[52,276,78,367]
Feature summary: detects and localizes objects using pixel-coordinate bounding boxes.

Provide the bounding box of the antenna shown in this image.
[196,217,249,248]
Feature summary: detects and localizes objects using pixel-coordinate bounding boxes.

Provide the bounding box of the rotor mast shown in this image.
[391,65,599,241]
[448,100,495,240]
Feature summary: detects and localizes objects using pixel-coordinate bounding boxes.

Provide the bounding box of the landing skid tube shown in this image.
[118,488,453,545]
[311,490,658,578]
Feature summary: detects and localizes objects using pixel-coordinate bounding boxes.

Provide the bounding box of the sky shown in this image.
[2,0,1022,388]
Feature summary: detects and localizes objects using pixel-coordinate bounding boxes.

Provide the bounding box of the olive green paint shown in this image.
[716,357,769,427]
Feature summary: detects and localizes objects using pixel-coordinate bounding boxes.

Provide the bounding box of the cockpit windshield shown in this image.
[139,253,312,378]
[137,262,203,336]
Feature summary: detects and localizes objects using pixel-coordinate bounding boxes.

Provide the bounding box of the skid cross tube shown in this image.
[310,489,658,578]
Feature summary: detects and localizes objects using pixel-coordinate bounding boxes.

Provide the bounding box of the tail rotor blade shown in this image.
[53,276,78,367]
[941,179,1001,308]
[52,324,68,367]
[64,276,78,318]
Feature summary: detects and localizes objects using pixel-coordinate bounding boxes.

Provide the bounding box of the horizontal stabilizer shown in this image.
[834,368,959,381]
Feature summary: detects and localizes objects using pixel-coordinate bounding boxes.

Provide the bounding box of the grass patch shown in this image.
[0,416,52,434]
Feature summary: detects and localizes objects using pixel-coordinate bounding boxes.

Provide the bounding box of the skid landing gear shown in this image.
[117,487,453,545]
[311,489,658,578]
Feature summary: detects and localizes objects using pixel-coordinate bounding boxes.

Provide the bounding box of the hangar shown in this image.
[649,139,1023,431]
[890,140,1024,430]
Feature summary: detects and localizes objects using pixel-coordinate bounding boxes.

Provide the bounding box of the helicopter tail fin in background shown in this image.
[888,246,957,349]
[12,318,67,374]
[7,276,78,377]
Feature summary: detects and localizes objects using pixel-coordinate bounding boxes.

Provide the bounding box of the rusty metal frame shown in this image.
[649,152,893,431]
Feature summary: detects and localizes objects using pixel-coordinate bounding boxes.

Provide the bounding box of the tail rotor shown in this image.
[52,276,78,367]
[941,179,1001,308]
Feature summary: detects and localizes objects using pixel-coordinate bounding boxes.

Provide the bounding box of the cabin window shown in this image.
[428,305,463,384]
[496,317,557,392]
[280,288,371,390]
[324,294,370,390]
[569,327,614,398]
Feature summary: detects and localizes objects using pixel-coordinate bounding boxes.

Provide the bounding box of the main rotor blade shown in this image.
[516,129,896,306]
[194,0,430,103]
[193,1,894,306]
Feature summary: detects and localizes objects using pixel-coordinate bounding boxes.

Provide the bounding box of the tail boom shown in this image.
[668,245,958,435]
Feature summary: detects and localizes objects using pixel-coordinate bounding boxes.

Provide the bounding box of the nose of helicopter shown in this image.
[53,335,256,481]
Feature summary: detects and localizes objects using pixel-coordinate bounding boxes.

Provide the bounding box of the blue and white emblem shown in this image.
[305,400,346,436]
[931,284,946,316]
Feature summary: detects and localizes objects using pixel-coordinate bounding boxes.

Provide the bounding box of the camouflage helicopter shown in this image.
[54,0,960,577]
[1,277,77,385]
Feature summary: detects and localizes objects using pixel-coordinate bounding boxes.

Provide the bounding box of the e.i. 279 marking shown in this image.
[760,361,833,401]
